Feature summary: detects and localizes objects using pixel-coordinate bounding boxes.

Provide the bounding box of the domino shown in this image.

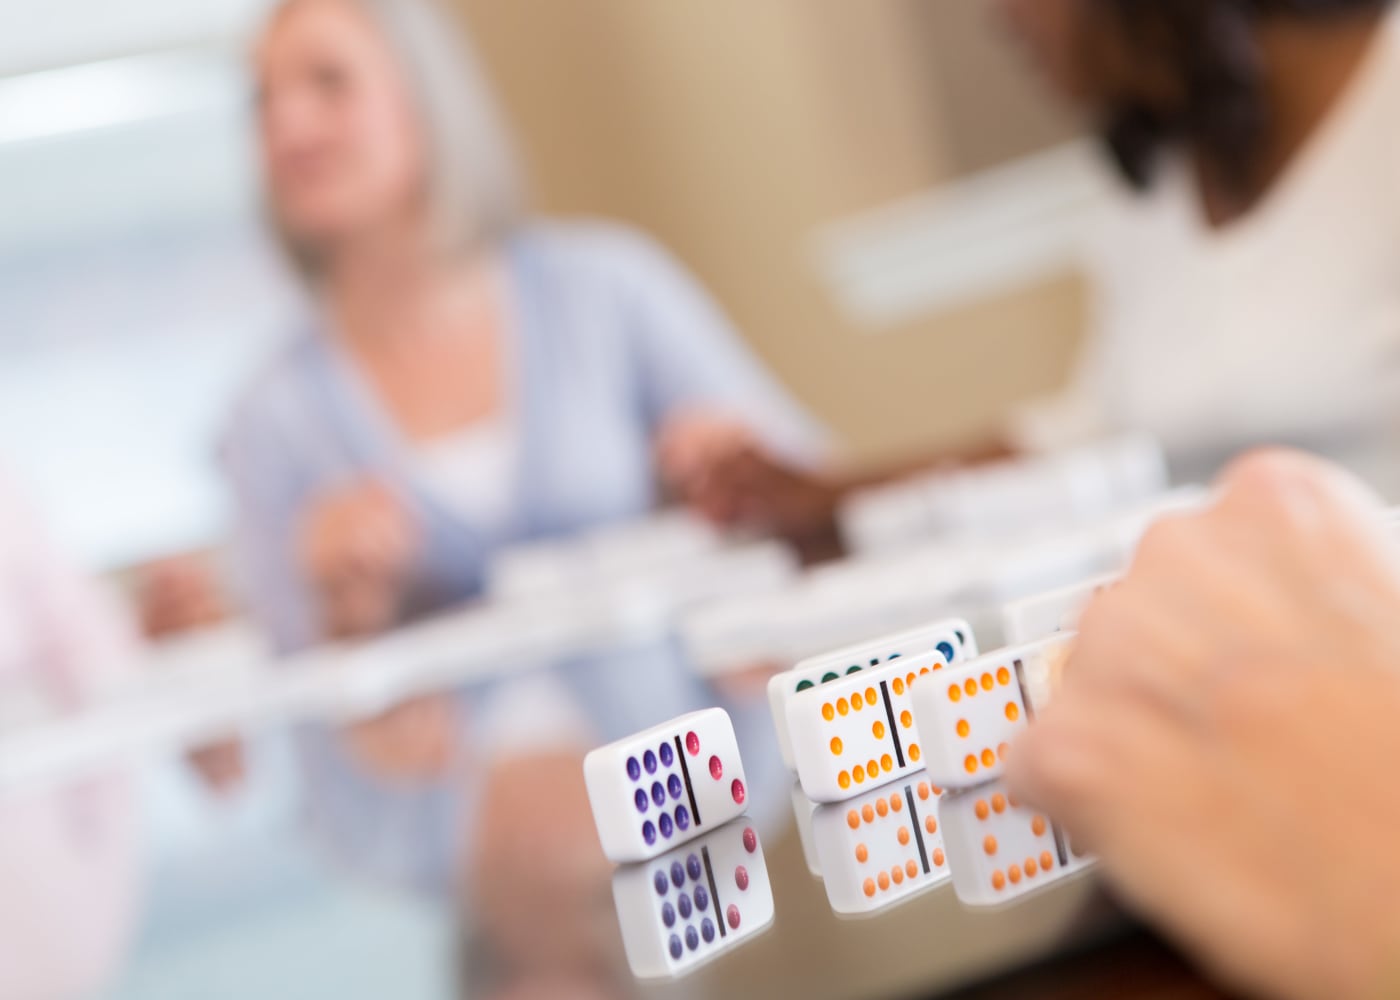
[939,778,1092,907]
[611,818,775,979]
[810,772,950,915]
[1001,573,1116,645]
[768,618,976,771]
[910,635,1071,791]
[584,708,749,863]
[787,647,947,803]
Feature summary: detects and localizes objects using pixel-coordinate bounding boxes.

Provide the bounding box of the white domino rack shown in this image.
[838,434,1168,557]
[680,490,1203,679]
[0,534,796,800]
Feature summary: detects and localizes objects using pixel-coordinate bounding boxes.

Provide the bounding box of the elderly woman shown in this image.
[225,0,820,895]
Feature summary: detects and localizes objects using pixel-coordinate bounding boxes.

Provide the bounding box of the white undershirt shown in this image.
[1014,11,1400,496]
[414,417,519,539]
[408,301,593,757]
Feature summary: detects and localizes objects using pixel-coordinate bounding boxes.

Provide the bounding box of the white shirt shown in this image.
[1015,12,1400,495]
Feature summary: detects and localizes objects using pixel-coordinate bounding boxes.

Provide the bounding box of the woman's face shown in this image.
[257,0,425,252]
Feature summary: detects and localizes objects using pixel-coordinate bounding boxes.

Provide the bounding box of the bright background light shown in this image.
[0,0,300,569]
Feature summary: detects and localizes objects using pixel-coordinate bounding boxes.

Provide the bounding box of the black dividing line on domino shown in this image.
[905,784,931,875]
[701,846,726,939]
[674,735,702,828]
[1012,658,1036,723]
[1052,823,1069,869]
[879,681,906,769]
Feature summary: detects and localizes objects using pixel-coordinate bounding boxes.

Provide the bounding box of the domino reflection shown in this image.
[807,770,953,917]
[789,780,822,879]
[939,777,1094,908]
[609,818,775,979]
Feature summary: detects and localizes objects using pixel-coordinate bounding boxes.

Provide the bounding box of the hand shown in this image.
[137,556,227,638]
[468,752,621,983]
[343,695,460,784]
[134,558,248,792]
[297,479,417,638]
[655,410,758,524]
[656,410,838,539]
[187,740,248,794]
[1007,450,1400,1000]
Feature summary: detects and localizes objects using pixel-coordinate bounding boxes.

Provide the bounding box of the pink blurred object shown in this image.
[0,475,143,1000]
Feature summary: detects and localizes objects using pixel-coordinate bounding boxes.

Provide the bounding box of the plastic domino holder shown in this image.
[584,708,749,863]
[611,818,775,979]
[768,618,976,771]
[811,772,950,915]
[787,647,949,804]
[910,635,1071,791]
[939,777,1093,907]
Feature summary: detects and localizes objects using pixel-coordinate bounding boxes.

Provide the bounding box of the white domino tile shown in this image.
[939,778,1093,907]
[611,819,775,979]
[585,708,749,863]
[787,648,948,803]
[810,772,950,915]
[1001,574,1115,645]
[910,636,1071,790]
[768,618,975,771]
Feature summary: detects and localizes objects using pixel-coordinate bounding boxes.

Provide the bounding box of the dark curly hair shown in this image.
[1098,0,1395,191]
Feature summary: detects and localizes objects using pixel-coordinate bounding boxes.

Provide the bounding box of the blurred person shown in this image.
[0,475,142,999]
[1008,449,1400,1000]
[220,0,821,900]
[697,0,1400,538]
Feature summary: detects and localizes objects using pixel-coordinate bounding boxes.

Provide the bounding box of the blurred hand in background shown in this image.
[1009,450,1400,1000]
[344,694,460,784]
[137,555,228,638]
[136,555,249,794]
[296,478,419,639]
[657,409,839,543]
[296,480,469,783]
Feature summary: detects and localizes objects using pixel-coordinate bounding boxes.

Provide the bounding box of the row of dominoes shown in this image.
[584,621,1091,978]
[768,620,1091,916]
[589,500,1400,980]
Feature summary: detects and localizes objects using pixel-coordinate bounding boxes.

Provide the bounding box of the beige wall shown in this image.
[456,0,1086,463]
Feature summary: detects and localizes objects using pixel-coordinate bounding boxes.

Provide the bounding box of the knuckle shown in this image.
[1220,448,1345,522]
[1221,448,1316,495]
[1133,512,1197,566]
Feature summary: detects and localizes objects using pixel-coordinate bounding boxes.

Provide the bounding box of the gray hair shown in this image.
[268,0,526,274]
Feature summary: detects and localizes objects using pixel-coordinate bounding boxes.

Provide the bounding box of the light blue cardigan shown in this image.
[221,223,823,890]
